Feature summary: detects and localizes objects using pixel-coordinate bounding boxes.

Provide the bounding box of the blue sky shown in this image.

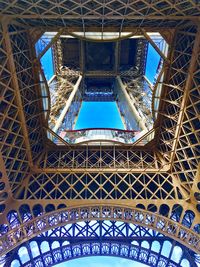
[40,47,54,81]
[75,102,124,130]
[145,43,160,83]
[54,256,148,267]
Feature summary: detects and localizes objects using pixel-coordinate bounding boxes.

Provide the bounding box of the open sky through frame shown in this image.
[38,36,161,267]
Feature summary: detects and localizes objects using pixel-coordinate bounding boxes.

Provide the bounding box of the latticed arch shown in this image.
[5,219,199,267]
[0,1,200,266]
[8,241,188,267]
[0,205,200,256]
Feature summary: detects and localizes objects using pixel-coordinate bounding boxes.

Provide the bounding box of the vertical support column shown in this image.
[115,41,120,75]
[53,75,82,133]
[2,20,33,167]
[116,76,148,131]
[80,40,85,74]
[170,26,200,168]
[0,152,13,221]
[53,38,63,74]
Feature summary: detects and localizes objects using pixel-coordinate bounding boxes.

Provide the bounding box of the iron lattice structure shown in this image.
[5,221,198,267]
[0,1,200,266]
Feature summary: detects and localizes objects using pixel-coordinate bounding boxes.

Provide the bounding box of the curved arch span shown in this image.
[17,241,181,267]
[0,205,200,256]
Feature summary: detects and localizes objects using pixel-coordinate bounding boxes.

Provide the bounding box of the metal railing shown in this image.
[47,127,155,146]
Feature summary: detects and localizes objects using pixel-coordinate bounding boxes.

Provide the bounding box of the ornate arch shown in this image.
[0,205,200,257]
[6,220,199,267]
[10,241,185,267]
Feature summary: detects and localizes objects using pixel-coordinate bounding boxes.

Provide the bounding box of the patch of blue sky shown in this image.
[145,43,160,83]
[35,34,52,56]
[40,48,54,81]
[74,102,125,130]
[54,256,149,267]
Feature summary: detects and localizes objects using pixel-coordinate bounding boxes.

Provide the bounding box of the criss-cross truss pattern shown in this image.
[5,221,199,267]
[0,1,200,266]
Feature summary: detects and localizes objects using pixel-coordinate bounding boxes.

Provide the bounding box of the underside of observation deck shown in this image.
[0,1,200,266]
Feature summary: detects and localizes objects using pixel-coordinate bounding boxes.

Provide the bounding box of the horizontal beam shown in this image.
[2,14,200,20]
[32,236,170,242]
[7,198,195,209]
[85,71,116,77]
[22,26,174,34]
[32,167,167,173]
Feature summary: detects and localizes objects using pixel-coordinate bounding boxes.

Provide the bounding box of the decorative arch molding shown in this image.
[13,241,185,267]
[0,205,200,256]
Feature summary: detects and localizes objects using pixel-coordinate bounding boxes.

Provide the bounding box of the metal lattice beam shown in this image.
[170,25,200,170]
[2,19,33,167]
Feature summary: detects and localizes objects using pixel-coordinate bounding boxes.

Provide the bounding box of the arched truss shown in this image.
[7,242,193,267]
[4,220,198,267]
[0,205,200,257]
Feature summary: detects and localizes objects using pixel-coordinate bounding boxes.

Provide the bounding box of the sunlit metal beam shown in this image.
[2,19,33,167]
[142,29,168,61]
[37,29,64,60]
[170,26,200,169]
[53,75,82,133]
